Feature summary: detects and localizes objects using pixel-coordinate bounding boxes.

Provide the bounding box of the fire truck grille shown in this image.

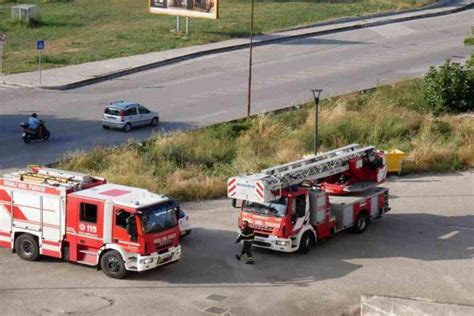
[155,240,173,251]
[254,240,271,248]
[254,232,270,238]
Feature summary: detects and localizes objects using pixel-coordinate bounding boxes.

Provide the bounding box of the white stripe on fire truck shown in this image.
[67,232,103,241]
[41,243,61,252]
[0,236,11,242]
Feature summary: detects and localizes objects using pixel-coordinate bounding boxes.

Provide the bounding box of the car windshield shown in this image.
[242,198,288,217]
[104,107,121,116]
[139,200,178,234]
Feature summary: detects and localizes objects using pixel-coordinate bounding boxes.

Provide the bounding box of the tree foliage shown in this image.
[422,60,473,114]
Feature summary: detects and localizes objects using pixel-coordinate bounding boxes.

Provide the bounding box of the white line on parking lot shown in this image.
[438,230,460,240]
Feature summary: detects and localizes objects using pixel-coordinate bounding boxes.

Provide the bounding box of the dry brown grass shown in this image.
[58,80,474,201]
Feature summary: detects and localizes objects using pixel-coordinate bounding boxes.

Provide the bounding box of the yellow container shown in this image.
[385,149,405,174]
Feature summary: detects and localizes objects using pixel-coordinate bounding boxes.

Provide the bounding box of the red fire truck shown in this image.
[0,166,181,278]
[227,144,390,254]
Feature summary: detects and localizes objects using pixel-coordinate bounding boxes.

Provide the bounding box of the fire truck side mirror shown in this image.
[126,215,138,242]
[232,199,243,208]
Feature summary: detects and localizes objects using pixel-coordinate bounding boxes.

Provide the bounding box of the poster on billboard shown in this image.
[149,0,219,19]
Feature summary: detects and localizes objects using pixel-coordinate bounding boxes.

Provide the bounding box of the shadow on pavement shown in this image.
[127,212,473,285]
[0,114,197,169]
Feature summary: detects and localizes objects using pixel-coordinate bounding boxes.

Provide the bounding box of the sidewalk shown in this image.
[1,0,472,90]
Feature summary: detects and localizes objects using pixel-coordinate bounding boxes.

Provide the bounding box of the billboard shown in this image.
[149,0,219,19]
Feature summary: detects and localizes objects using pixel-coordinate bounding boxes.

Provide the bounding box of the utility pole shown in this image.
[311,89,323,155]
[246,0,255,117]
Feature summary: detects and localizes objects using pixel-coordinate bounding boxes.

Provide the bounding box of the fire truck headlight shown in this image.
[140,258,154,264]
[276,241,289,246]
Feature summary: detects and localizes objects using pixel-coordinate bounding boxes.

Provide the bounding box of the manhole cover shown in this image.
[205,306,228,314]
[206,294,227,302]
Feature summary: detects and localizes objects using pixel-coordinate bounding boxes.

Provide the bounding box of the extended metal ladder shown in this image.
[248,144,376,194]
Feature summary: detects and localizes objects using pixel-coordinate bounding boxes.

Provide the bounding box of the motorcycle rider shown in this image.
[28,113,41,133]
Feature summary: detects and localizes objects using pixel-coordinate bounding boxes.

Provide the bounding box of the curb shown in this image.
[10,1,474,90]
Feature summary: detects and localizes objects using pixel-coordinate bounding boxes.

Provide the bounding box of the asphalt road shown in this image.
[0,172,472,315]
[0,9,473,170]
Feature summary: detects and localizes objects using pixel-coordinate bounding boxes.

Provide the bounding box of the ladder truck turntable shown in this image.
[227,144,390,254]
[0,166,182,278]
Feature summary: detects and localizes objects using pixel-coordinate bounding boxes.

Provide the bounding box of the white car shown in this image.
[178,209,192,236]
[102,101,159,132]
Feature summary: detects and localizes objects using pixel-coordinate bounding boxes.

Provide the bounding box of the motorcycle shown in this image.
[21,120,51,144]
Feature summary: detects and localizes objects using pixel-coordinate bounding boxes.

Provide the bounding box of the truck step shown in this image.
[76,260,96,266]
[78,250,97,256]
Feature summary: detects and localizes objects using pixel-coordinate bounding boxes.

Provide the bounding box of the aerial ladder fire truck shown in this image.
[227,144,390,254]
[0,166,182,278]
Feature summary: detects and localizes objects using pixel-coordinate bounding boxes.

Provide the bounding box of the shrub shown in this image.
[422,60,474,114]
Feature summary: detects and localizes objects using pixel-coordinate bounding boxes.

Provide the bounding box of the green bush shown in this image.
[422,60,474,114]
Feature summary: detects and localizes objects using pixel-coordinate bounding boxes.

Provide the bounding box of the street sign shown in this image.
[36,40,44,85]
[37,40,44,50]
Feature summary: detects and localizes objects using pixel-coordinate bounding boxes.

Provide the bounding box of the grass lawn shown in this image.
[0,0,432,74]
[57,79,474,201]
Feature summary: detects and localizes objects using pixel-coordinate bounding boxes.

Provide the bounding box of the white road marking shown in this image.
[199,110,228,119]
[438,230,460,240]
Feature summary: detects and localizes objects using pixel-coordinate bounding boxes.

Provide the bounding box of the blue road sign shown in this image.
[37,40,44,50]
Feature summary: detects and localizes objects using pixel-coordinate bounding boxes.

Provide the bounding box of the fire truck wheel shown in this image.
[298,232,313,254]
[15,234,40,261]
[100,251,128,279]
[352,211,370,234]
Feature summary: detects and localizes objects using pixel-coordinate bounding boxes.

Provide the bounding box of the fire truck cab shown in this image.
[0,167,181,279]
[228,144,390,254]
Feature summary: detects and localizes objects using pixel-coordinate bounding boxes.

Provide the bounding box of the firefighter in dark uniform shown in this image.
[235,220,255,264]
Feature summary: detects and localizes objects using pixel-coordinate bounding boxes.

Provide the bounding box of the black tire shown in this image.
[43,130,50,140]
[15,234,40,261]
[298,232,312,254]
[123,123,132,133]
[102,125,110,130]
[352,211,370,234]
[100,251,128,279]
[150,117,159,127]
[23,135,31,144]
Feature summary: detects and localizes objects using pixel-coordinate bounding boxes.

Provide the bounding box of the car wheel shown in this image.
[352,211,369,234]
[102,125,110,130]
[15,234,40,261]
[123,123,132,133]
[150,117,159,127]
[100,251,128,279]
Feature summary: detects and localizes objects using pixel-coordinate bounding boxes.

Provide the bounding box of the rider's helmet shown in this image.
[31,113,38,118]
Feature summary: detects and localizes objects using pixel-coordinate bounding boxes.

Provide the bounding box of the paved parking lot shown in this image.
[0,172,473,315]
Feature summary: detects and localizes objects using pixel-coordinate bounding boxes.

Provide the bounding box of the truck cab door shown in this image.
[75,200,104,265]
[290,194,308,233]
[113,207,140,254]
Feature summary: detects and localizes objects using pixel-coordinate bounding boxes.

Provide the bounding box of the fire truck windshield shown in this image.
[139,200,178,234]
[242,198,288,217]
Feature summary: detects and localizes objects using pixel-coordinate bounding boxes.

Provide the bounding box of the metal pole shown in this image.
[311,89,323,154]
[39,49,42,86]
[176,16,181,33]
[0,44,4,77]
[185,17,189,36]
[247,0,255,117]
